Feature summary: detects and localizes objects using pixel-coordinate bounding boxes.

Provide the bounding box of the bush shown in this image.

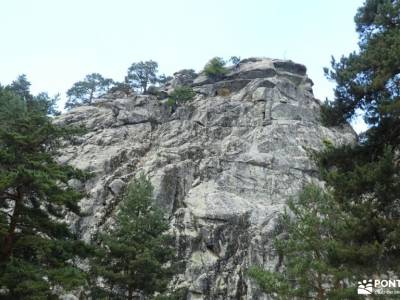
[109,82,133,94]
[203,57,227,80]
[169,86,196,103]
[166,97,176,107]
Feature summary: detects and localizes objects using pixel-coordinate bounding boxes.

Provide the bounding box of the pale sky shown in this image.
[0,0,367,132]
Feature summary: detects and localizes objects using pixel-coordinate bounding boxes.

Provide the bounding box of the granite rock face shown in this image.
[56,57,355,300]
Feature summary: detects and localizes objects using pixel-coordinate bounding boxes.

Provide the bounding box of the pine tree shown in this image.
[125,61,159,94]
[65,73,114,109]
[90,174,175,300]
[249,185,365,300]
[321,0,400,134]
[318,0,400,274]
[0,79,89,299]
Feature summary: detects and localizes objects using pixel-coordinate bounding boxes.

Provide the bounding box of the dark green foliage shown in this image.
[249,185,361,300]
[35,92,62,116]
[8,74,31,100]
[126,60,159,94]
[166,97,177,109]
[316,144,400,272]
[109,81,134,95]
[90,174,175,299]
[6,75,61,116]
[0,79,90,298]
[203,57,227,80]
[65,73,114,109]
[166,86,196,113]
[322,0,400,128]
[320,98,348,127]
[169,86,196,104]
[318,0,400,274]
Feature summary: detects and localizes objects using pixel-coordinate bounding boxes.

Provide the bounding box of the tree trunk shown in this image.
[89,89,94,104]
[128,288,133,300]
[317,271,324,300]
[0,188,22,264]
[143,79,147,94]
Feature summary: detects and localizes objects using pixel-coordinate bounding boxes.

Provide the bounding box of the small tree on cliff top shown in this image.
[125,60,159,94]
[65,73,114,109]
[203,57,227,80]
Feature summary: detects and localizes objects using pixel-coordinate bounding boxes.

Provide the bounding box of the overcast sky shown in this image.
[1,0,366,131]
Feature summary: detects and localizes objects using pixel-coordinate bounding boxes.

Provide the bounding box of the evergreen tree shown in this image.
[0,79,89,299]
[65,73,114,109]
[319,0,400,274]
[249,185,363,300]
[321,0,400,134]
[90,174,175,300]
[125,60,159,94]
[8,74,31,100]
[6,75,61,116]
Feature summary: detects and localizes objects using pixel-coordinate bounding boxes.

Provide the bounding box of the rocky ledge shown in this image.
[56,57,355,299]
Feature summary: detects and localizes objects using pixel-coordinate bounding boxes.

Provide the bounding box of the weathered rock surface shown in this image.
[56,57,355,299]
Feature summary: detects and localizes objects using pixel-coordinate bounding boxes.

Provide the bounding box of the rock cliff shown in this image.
[56,57,355,299]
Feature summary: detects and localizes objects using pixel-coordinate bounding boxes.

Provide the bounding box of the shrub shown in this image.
[109,82,133,94]
[169,86,196,103]
[166,97,176,107]
[203,57,227,80]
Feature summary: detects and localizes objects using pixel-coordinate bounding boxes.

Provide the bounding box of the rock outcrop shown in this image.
[56,57,355,299]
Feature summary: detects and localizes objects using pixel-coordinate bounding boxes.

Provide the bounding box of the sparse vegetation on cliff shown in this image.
[65,73,114,109]
[203,57,228,80]
[125,60,160,94]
